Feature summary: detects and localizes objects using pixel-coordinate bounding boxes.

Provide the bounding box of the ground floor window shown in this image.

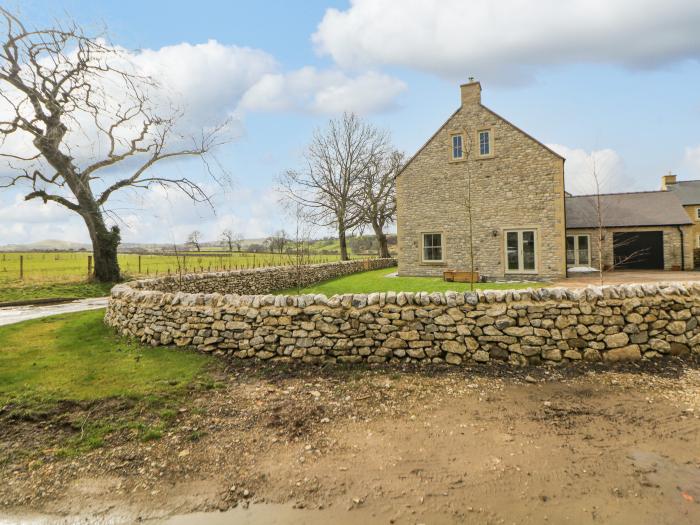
[422,233,443,262]
[566,234,590,266]
[505,229,536,272]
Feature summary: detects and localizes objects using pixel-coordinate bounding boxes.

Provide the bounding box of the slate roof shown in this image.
[565,191,692,228]
[665,180,700,205]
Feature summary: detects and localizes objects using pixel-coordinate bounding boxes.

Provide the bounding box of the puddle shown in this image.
[0,504,393,525]
[628,450,700,503]
[160,504,390,525]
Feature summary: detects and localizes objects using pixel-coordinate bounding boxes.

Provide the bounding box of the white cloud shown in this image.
[313,0,700,82]
[0,35,406,245]
[128,40,404,118]
[0,182,287,245]
[684,144,700,173]
[240,67,406,114]
[0,38,405,171]
[548,144,630,195]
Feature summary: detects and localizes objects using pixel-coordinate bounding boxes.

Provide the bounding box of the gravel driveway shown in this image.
[0,297,108,327]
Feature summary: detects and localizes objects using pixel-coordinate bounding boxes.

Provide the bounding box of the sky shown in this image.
[1,0,700,245]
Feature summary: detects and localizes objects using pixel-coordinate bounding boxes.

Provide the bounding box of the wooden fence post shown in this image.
[19,255,24,280]
[87,255,93,278]
[138,255,142,274]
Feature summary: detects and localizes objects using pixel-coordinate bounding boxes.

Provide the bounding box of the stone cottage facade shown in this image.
[396,81,566,280]
[663,174,700,250]
[397,82,695,279]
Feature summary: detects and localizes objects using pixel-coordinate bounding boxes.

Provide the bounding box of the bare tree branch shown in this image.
[278,112,389,260]
[0,8,229,281]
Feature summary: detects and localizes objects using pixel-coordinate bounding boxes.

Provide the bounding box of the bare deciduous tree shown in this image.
[463,131,476,290]
[266,229,288,254]
[0,9,228,281]
[580,158,648,285]
[355,149,402,258]
[286,204,315,294]
[220,228,242,252]
[187,230,202,252]
[279,113,388,261]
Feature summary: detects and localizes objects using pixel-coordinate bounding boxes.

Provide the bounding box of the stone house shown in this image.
[396,81,566,280]
[396,81,695,279]
[662,174,700,249]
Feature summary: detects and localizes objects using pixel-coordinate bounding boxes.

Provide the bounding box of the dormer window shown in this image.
[478,129,491,156]
[451,134,463,159]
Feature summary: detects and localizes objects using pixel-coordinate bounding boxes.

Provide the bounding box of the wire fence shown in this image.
[0,251,354,284]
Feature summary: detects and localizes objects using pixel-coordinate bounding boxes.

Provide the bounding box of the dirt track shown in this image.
[2,359,700,524]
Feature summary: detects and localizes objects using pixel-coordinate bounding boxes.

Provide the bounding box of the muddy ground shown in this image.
[2,358,700,524]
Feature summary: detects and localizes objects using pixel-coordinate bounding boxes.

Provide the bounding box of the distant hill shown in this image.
[0,239,91,252]
[0,234,397,255]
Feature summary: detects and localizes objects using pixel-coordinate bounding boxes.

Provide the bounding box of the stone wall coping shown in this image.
[111,272,700,309]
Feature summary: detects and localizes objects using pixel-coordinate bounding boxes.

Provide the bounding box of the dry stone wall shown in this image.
[133,258,397,295]
[106,266,700,365]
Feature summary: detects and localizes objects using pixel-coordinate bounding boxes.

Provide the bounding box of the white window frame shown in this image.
[421,232,444,263]
[504,229,538,274]
[695,207,700,220]
[476,128,493,158]
[450,133,464,160]
[566,234,591,266]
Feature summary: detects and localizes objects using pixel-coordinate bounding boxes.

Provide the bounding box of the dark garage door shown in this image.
[613,231,664,269]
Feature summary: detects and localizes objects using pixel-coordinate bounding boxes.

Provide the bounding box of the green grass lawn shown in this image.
[0,281,114,304]
[280,267,540,295]
[0,309,216,455]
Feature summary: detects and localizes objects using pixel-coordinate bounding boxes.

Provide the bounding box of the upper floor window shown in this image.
[478,130,491,156]
[451,134,463,159]
[696,207,700,220]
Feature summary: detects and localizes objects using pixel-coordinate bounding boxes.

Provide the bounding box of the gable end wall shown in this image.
[397,103,565,279]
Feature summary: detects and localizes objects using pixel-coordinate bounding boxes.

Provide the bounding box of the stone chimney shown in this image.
[460,81,481,106]
[661,172,677,191]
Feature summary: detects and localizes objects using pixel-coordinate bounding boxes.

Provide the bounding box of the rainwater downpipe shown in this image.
[677,226,685,271]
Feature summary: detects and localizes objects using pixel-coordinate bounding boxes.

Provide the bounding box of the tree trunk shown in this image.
[81,206,121,282]
[372,223,390,258]
[338,225,349,261]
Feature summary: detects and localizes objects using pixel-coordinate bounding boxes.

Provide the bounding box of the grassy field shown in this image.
[0,309,217,455]
[279,267,539,295]
[0,251,345,285]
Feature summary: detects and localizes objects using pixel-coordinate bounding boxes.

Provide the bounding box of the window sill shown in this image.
[421,261,447,266]
[448,157,467,164]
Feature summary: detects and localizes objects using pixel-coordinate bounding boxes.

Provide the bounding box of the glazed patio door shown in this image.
[505,230,536,273]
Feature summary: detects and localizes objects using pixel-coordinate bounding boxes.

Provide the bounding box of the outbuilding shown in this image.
[565,191,694,271]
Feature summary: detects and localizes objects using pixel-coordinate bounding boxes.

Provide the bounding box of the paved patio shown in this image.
[555,270,700,288]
